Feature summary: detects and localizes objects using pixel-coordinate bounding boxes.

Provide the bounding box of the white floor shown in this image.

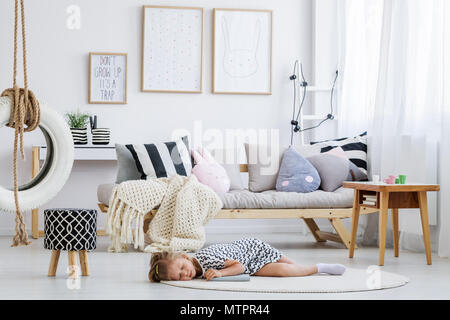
[0,233,449,300]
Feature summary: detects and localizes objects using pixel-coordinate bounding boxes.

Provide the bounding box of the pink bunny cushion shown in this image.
[191,147,231,194]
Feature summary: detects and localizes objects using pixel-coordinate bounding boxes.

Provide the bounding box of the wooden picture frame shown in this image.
[89,52,128,104]
[141,5,204,93]
[212,8,273,95]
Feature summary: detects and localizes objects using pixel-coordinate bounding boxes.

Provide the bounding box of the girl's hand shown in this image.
[203,269,222,281]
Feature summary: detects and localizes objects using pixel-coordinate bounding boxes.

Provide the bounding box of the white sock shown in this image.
[316,263,346,275]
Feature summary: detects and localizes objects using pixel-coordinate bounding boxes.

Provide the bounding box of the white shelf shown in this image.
[38,145,116,161]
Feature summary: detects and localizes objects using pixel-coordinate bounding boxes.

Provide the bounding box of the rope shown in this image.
[1,0,40,247]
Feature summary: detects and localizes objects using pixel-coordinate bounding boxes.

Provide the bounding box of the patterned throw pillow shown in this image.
[125,136,192,179]
[115,143,142,184]
[276,146,320,193]
[310,132,368,175]
[191,147,231,194]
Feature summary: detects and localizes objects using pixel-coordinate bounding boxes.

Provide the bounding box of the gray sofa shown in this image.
[97,183,354,209]
[97,141,376,248]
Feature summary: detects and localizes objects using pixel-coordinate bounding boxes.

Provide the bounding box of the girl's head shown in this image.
[149,252,201,282]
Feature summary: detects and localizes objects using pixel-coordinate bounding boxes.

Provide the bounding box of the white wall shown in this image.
[0,0,313,235]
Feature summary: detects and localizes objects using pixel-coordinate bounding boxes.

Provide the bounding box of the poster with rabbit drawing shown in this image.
[213,9,272,94]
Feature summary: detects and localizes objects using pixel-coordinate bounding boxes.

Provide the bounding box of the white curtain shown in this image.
[337,0,450,256]
[337,0,383,137]
[439,0,450,258]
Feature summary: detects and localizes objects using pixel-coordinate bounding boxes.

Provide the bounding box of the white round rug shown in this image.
[161,268,409,293]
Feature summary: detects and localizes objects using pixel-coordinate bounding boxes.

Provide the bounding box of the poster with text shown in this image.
[89,53,127,104]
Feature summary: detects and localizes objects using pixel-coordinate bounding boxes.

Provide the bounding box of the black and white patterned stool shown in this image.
[44,208,97,277]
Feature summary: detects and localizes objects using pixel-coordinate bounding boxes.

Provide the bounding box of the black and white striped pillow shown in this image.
[310,132,368,174]
[125,136,192,179]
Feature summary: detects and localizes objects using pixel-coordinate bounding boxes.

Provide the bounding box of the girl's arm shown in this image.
[203,260,245,280]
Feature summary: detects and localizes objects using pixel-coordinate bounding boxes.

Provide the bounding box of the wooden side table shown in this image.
[31,145,117,238]
[342,182,440,266]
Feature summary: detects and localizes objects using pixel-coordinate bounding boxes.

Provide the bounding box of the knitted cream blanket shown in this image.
[106,175,222,253]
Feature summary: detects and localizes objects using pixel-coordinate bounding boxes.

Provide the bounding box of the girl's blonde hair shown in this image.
[148,252,185,282]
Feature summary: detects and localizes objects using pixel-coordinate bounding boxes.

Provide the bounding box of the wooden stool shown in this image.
[48,249,90,277]
[44,208,97,276]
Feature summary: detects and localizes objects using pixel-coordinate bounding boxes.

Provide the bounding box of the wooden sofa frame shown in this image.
[98,164,378,249]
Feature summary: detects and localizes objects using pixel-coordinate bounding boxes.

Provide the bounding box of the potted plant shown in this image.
[65,110,90,145]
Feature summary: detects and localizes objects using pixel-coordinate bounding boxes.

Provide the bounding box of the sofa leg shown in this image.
[302,218,326,243]
[329,218,357,249]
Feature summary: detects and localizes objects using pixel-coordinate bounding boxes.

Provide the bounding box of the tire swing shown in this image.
[0,0,74,246]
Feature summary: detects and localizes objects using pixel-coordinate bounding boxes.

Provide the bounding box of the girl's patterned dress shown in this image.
[195,238,282,275]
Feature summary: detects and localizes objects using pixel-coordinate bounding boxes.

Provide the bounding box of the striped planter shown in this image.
[70,127,88,145]
[92,128,110,145]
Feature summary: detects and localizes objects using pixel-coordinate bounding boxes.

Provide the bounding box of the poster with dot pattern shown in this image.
[142,6,203,92]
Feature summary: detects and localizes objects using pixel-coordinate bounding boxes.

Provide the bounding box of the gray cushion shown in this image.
[115,143,141,184]
[307,153,350,192]
[219,188,354,209]
[298,144,367,182]
[276,146,320,193]
[245,143,285,192]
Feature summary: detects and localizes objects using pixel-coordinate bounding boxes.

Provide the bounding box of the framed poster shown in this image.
[89,52,128,104]
[213,9,272,95]
[141,6,204,93]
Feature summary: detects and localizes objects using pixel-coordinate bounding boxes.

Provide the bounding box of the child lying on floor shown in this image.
[148,237,346,282]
